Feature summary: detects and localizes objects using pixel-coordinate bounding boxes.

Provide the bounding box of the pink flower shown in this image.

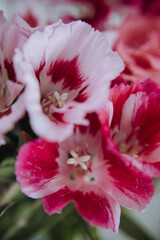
[122,0,160,15]
[14,20,124,142]
[62,0,110,30]
[114,15,160,84]
[103,79,160,177]
[3,0,110,30]
[16,113,154,232]
[0,12,35,144]
[1,0,54,27]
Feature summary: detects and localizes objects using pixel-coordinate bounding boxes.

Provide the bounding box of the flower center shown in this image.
[67,150,91,170]
[111,126,143,158]
[41,90,68,114]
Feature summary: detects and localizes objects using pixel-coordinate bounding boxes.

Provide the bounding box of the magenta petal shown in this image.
[73,191,120,232]
[103,147,155,211]
[42,187,73,214]
[16,138,61,198]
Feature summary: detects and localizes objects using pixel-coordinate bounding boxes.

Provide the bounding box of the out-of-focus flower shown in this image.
[63,0,110,30]
[103,79,160,177]
[1,0,110,30]
[15,113,154,232]
[0,12,35,144]
[122,0,160,15]
[114,15,160,84]
[14,20,124,142]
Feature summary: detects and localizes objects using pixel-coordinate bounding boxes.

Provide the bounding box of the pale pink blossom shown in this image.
[114,15,160,84]
[14,20,124,142]
[0,12,35,143]
[16,113,154,232]
[103,79,160,177]
[1,0,110,30]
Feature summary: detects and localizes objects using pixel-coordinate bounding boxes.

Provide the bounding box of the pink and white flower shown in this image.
[114,15,160,84]
[16,113,154,232]
[14,20,124,142]
[0,12,35,144]
[103,79,160,177]
[1,0,110,30]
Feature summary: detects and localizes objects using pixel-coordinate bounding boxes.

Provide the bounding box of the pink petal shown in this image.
[73,190,120,232]
[15,138,64,198]
[43,187,120,232]
[43,187,73,214]
[110,80,160,177]
[102,141,155,211]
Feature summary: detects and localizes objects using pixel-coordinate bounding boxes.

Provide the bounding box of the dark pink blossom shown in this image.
[103,79,160,177]
[16,113,154,231]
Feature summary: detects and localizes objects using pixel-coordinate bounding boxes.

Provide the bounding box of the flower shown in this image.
[14,20,124,142]
[15,113,154,232]
[121,0,160,15]
[2,0,110,30]
[63,0,110,30]
[0,12,34,144]
[1,0,55,27]
[103,79,160,177]
[114,14,160,84]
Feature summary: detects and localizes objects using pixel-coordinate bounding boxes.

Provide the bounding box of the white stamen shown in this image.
[54,91,68,108]
[70,150,78,159]
[67,150,91,170]
[42,90,68,113]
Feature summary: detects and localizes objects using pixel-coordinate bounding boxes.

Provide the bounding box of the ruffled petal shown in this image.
[16,138,64,198]
[73,190,120,232]
[102,138,155,211]
[43,186,73,214]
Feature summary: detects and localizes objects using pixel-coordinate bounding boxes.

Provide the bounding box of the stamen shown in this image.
[54,91,68,108]
[42,90,68,113]
[67,150,91,170]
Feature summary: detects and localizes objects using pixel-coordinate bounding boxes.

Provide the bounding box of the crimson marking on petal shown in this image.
[78,113,101,136]
[74,85,88,103]
[4,60,16,82]
[22,10,38,27]
[48,56,87,90]
[43,187,73,214]
[51,112,66,124]
[73,191,117,231]
[16,139,59,187]
[87,112,101,136]
[122,66,132,75]
[0,108,11,119]
[110,82,141,129]
[103,148,154,210]
[141,79,160,95]
[110,76,129,88]
[35,62,45,83]
[78,125,87,135]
